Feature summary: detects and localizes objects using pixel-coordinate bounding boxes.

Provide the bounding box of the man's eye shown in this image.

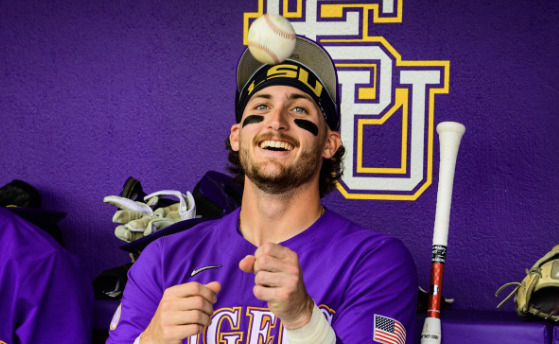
[293,107,307,114]
[256,104,268,110]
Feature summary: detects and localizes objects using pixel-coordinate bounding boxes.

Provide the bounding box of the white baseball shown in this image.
[247,14,297,65]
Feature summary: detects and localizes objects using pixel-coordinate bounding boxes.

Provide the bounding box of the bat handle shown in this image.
[421,121,465,344]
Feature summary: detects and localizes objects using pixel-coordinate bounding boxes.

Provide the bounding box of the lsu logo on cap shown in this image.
[110,303,122,331]
[247,63,324,98]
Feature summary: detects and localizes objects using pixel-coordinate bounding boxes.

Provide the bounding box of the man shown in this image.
[0,207,93,343]
[107,36,417,344]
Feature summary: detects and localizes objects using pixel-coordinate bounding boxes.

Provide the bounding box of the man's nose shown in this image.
[267,107,289,131]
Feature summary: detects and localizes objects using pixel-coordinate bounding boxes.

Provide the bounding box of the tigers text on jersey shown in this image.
[107,208,417,343]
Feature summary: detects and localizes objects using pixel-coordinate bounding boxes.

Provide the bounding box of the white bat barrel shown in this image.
[432,122,465,247]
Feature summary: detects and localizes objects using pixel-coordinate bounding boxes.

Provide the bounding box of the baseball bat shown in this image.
[420,121,465,344]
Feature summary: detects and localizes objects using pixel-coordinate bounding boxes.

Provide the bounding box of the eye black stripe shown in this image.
[242,115,264,127]
[294,119,319,136]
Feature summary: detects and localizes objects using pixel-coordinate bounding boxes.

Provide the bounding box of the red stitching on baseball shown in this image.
[264,14,296,40]
[248,40,280,64]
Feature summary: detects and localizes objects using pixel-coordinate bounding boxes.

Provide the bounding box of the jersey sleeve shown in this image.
[16,250,94,344]
[332,237,418,344]
[106,240,165,343]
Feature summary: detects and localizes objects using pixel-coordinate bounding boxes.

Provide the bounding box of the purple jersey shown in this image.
[0,207,93,343]
[107,208,417,343]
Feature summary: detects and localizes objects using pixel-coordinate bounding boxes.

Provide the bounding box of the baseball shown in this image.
[247,14,297,65]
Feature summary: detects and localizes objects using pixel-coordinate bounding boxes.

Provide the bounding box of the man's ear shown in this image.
[229,124,241,152]
[322,130,341,159]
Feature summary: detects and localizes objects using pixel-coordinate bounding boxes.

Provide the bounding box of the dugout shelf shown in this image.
[415,310,554,344]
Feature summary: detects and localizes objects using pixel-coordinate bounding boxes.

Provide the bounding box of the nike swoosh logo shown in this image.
[190,265,222,277]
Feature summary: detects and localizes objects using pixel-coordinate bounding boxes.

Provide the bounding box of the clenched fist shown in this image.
[140,281,221,344]
[239,242,313,330]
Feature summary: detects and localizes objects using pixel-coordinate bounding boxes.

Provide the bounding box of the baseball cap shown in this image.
[235,36,340,130]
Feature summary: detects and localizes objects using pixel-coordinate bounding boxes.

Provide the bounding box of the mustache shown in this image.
[253,132,300,148]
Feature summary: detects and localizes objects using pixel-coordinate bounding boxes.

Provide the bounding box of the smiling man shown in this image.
[107,36,417,344]
[232,85,338,196]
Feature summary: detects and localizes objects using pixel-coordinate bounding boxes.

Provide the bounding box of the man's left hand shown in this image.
[239,242,314,330]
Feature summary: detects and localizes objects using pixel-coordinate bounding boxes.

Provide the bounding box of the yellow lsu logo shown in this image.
[247,64,324,98]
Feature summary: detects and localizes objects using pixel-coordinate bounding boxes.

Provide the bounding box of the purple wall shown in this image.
[1,0,558,312]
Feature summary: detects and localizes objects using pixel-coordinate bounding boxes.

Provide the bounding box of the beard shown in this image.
[239,134,323,194]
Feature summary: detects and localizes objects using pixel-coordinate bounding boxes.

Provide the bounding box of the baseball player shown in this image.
[0,207,93,343]
[107,36,417,344]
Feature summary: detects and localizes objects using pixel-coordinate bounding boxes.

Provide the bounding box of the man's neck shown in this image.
[239,179,323,247]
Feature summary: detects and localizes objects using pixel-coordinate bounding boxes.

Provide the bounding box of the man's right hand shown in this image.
[140,281,221,344]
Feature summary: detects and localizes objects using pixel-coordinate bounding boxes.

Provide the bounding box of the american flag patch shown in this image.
[373,314,406,344]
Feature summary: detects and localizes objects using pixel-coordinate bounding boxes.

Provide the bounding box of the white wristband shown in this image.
[133,333,141,344]
[284,303,336,344]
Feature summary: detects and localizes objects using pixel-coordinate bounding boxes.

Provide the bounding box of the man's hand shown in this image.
[239,242,313,330]
[140,281,221,344]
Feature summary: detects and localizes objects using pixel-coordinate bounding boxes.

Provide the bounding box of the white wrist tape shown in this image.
[284,303,336,344]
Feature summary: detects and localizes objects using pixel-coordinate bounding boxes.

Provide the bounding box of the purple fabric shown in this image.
[0,207,94,344]
[7,207,66,228]
[415,311,552,344]
[107,208,417,343]
[554,326,559,344]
